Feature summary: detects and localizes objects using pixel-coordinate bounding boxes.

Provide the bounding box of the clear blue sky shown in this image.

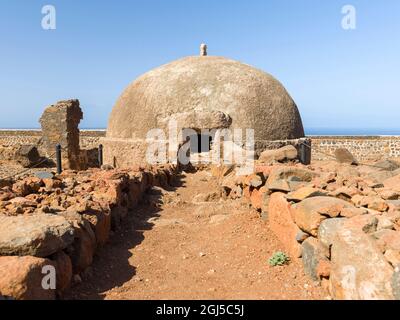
[0,0,399,134]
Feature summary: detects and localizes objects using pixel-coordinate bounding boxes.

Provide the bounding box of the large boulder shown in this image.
[293,197,354,236]
[286,187,328,202]
[50,251,72,295]
[0,256,56,300]
[367,170,395,184]
[0,215,75,257]
[59,211,96,273]
[374,160,400,172]
[334,148,358,165]
[259,145,298,164]
[268,192,302,258]
[15,145,41,168]
[302,237,330,281]
[330,217,395,300]
[318,218,346,248]
[266,167,317,192]
[384,174,400,192]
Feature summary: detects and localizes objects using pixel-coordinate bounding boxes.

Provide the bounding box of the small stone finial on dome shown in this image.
[200,43,207,56]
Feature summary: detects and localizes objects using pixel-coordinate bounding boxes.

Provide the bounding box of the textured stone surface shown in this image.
[330,219,394,300]
[301,237,330,281]
[293,197,353,236]
[384,174,400,192]
[334,148,358,165]
[0,256,56,300]
[311,137,400,161]
[259,145,298,163]
[0,215,75,257]
[268,192,302,258]
[391,270,400,300]
[51,251,72,294]
[286,187,328,202]
[103,55,305,167]
[15,145,40,168]
[39,99,83,170]
[318,218,346,248]
[266,167,317,192]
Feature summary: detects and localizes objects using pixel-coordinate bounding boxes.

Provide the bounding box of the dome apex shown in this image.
[200,43,207,56]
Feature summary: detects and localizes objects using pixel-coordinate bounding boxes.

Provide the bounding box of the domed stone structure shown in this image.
[102,46,305,168]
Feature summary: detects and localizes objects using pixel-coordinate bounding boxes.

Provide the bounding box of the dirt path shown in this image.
[66,170,327,300]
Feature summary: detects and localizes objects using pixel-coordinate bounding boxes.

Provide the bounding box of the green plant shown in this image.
[268,251,290,267]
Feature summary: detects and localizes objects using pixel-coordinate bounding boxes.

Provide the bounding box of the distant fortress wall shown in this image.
[0,130,400,162]
[311,136,400,161]
[0,130,105,150]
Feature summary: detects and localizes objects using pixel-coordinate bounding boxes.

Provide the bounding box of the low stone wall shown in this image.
[311,136,400,162]
[0,164,177,300]
[214,161,400,300]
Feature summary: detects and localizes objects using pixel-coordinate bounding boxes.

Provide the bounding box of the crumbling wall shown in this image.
[39,100,83,170]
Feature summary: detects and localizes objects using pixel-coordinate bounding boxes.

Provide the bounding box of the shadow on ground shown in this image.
[63,172,187,300]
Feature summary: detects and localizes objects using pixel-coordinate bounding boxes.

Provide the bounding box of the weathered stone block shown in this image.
[268,192,302,258]
[0,256,56,300]
[39,99,83,170]
[330,219,394,300]
[301,237,330,281]
[0,215,75,257]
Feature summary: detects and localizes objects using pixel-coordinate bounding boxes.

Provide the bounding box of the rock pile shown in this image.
[0,164,177,300]
[216,157,400,300]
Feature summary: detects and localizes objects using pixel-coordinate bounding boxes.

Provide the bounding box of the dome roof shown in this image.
[107,55,304,141]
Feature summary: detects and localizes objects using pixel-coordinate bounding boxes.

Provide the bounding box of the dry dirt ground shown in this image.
[65,170,327,300]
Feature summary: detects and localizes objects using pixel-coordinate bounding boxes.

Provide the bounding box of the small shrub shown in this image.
[268,251,290,267]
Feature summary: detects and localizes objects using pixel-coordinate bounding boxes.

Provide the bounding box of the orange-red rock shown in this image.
[293,197,353,236]
[51,251,72,295]
[0,256,56,300]
[268,192,302,258]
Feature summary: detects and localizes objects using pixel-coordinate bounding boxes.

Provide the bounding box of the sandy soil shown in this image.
[65,170,327,300]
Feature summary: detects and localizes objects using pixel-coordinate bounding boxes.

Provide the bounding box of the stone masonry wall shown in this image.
[1,131,400,163]
[0,130,105,150]
[312,136,400,161]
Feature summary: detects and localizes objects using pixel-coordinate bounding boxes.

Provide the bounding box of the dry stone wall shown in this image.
[215,158,400,300]
[312,136,400,161]
[0,164,177,300]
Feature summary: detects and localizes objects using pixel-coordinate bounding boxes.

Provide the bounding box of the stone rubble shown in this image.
[0,164,177,300]
[1,140,400,300]
[213,146,400,300]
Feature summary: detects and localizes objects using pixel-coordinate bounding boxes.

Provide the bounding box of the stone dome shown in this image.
[102,50,304,167]
[103,52,305,167]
